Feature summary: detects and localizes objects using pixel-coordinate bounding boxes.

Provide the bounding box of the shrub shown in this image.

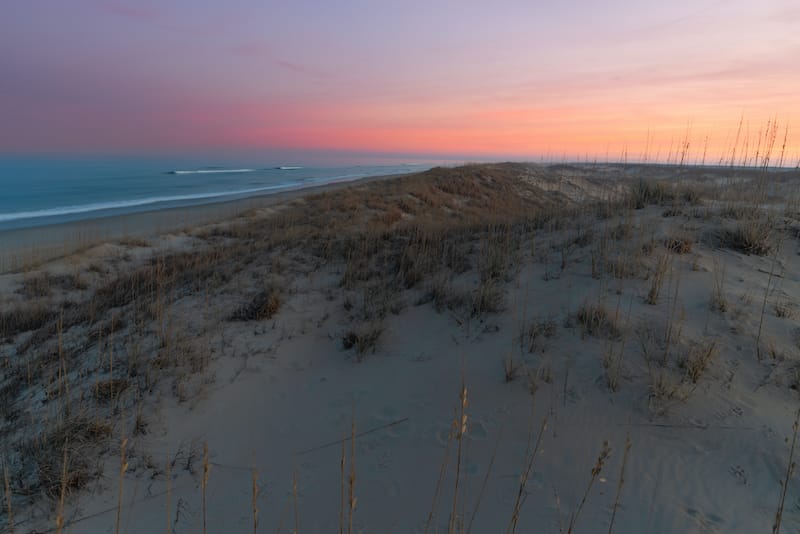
[630,180,671,209]
[230,289,281,321]
[646,253,671,305]
[679,340,718,383]
[718,220,773,255]
[19,416,112,498]
[472,278,504,317]
[342,322,384,361]
[665,235,693,254]
[576,302,620,339]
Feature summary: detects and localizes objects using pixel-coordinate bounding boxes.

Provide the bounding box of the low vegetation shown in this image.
[1,161,799,532]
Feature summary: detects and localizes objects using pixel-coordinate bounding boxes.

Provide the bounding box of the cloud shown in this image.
[227,41,323,76]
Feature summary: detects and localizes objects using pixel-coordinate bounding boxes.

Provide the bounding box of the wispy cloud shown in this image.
[227,40,324,76]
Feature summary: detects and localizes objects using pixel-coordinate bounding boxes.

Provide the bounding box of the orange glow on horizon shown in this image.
[4,1,800,166]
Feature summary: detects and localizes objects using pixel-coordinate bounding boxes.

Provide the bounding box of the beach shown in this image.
[2,162,800,533]
[0,169,421,273]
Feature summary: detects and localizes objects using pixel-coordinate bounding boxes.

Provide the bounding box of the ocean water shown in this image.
[0,156,433,231]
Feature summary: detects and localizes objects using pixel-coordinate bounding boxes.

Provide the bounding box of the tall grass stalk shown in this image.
[202,442,210,534]
[165,459,172,534]
[292,470,300,534]
[56,441,68,534]
[426,412,455,534]
[251,467,259,534]
[507,406,548,534]
[340,433,346,534]
[115,438,129,534]
[608,436,631,534]
[448,378,468,534]
[567,441,611,534]
[3,457,14,534]
[757,242,780,360]
[466,423,503,534]
[773,409,800,534]
[348,417,357,534]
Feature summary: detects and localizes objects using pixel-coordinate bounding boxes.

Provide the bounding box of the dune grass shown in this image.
[1,161,799,532]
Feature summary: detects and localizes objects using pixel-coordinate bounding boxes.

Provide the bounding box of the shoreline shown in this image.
[0,171,412,272]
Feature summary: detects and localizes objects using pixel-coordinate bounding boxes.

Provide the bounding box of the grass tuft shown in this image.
[342,323,384,361]
[576,302,620,340]
[230,288,281,321]
[718,220,773,255]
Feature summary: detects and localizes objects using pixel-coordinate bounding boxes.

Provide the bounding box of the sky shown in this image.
[1,0,799,164]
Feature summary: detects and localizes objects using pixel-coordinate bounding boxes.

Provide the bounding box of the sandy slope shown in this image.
[2,163,800,533]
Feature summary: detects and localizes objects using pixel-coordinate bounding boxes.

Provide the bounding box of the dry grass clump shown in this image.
[0,304,57,339]
[477,228,518,282]
[604,254,646,279]
[93,378,130,403]
[664,235,693,254]
[646,253,671,305]
[774,297,796,319]
[630,179,703,209]
[678,340,718,383]
[472,278,505,317]
[518,317,557,354]
[718,220,774,256]
[18,416,112,498]
[230,288,281,321]
[18,272,53,298]
[420,276,470,313]
[647,371,684,412]
[575,301,620,340]
[637,312,720,412]
[342,322,384,361]
[609,221,633,241]
[718,204,762,221]
[116,236,150,248]
[503,354,521,382]
[17,272,89,298]
[677,186,703,206]
[630,179,672,208]
[709,260,727,312]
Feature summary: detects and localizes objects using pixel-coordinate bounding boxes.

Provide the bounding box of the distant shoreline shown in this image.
[0,170,414,272]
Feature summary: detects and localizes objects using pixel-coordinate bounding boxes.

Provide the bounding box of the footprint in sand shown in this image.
[385,420,412,439]
[357,436,386,456]
[728,465,747,485]
[363,411,411,440]
[686,507,724,531]
[434,423,453,446]
[376,450,392,470]
[761,425,777,439]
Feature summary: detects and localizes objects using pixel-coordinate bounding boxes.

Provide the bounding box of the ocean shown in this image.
[0,156,434,232]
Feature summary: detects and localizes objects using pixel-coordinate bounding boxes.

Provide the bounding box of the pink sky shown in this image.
[2,0,799,163]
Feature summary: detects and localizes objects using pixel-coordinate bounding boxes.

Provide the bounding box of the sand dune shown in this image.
[1,163,800,533]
